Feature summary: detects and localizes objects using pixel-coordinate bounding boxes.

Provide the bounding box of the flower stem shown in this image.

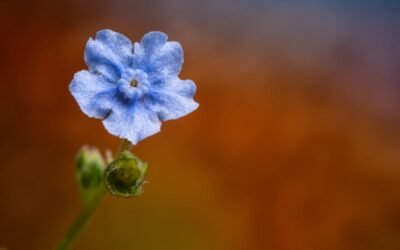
[57,139,132,250]
[57,185,107,250]
[116,139,133,157]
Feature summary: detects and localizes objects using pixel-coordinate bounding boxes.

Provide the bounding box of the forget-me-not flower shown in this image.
[69,29,198,144]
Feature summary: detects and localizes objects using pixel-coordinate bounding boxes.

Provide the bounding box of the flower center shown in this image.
[130,79,139,87]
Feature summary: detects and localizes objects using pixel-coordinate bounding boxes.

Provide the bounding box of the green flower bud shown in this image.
[76,146,106,204]
[104,150,148,198]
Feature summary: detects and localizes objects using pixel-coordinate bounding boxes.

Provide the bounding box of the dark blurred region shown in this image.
[1,0,400,249]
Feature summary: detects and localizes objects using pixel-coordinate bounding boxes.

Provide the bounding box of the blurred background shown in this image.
[1,0,400,249]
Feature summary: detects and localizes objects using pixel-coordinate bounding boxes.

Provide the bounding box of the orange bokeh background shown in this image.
[1,1,400,249]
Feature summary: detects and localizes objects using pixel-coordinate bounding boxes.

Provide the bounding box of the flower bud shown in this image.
[75,146,106,204]
[104,150,148,198]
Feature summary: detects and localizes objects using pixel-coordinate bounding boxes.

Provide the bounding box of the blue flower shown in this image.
[69,29,199,144]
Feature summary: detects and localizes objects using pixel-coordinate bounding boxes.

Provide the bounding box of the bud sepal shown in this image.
[104,150,148,198]
[75,146,106,205]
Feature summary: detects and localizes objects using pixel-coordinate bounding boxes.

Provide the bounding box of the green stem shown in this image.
[57,186,107,250]
[57,139,133,250]
[116,139,133,157]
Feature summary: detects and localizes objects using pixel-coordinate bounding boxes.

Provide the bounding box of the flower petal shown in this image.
[69,70,117,119]
[85,29,133,81]
[102,102,161,144]
[146,76,199,121]
[133,31,184,77]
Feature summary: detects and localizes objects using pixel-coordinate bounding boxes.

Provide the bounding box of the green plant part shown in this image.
[75,146,106,205]
[104,150,148,197]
